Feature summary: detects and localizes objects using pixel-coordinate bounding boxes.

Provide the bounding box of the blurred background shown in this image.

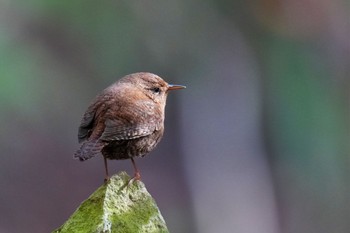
[0,0,349,232]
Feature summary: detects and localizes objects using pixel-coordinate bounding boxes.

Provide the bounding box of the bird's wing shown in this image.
[100,99,163,141]
[100,118,159,141]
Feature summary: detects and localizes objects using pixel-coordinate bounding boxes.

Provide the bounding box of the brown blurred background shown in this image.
[0,1,349,233]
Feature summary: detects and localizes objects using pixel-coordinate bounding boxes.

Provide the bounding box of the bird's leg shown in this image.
[131,157,141,180]
[127,157,141,186]
[104,156,110,182]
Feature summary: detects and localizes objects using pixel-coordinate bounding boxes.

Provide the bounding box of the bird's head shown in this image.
[120,72,186,104]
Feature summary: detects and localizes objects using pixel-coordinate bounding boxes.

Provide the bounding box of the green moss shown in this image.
[53,172,168,233]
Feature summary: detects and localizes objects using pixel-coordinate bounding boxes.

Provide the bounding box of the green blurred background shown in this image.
[1,1,349,232]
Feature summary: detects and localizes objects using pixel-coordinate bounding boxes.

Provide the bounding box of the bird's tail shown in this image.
[74,140,104,161]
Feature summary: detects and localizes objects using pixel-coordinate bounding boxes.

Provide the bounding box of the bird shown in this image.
[74,72,185,182]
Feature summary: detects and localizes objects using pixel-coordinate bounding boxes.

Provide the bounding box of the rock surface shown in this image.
[53,172,169,233]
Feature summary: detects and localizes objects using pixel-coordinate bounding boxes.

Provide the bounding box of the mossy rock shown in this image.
[53,172,169,233]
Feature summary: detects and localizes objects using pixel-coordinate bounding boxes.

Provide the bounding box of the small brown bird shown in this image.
[74,72,185,181]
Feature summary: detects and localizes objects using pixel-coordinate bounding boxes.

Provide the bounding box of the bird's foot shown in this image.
[127,172,141,187]
[104,175,110,184]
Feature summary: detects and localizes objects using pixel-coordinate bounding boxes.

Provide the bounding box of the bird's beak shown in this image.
[168,84,186,90]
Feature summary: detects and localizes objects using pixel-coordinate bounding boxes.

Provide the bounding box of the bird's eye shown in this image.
[151,87,161,94]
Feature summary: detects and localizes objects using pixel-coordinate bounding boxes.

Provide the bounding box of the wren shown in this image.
[74,72,185,181]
